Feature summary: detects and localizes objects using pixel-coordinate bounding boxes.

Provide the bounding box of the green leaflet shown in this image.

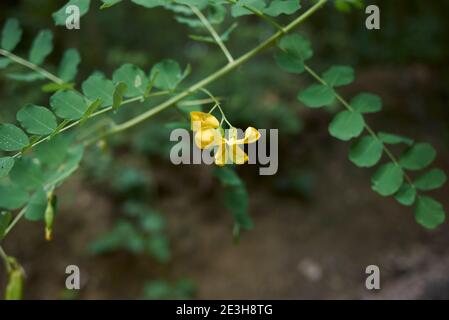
[399,143,436,171]
[322,65,354,87]
[328,110,365,141]
[29,30,53,65]
[0,124,30,151]
[275,33,313,74]
[9,158,45,191]
[1,18,22,51]
[82,74,115,107]
[214,167,253,230]
[351,93,382,113]
[263,0,301,17]
[0,184,28,210]
[50,90,88,120]
[24,188,47,221]
[0,211,12,240]
[298,84,334,108]
[414,196,445,229]
[34,135,72,168]
[16,104,57,135]
[414,168,447,191]
[224,186,254,230]
[58,49,81,82]
[112,82,128,112]
[150,59,185,91]
[231,0,266,17]
[378,132,413,146]
[46,145,84,187]
[371,162,404,196]
[394,183,416,206]
[0,157,15,178]
[53,0,91,26]
[349,136,383,168]
[113,64,148,97]
[213,166,243,187]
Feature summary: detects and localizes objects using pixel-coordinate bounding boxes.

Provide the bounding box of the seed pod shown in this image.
[5,267,24,300]
[44,192,56,241]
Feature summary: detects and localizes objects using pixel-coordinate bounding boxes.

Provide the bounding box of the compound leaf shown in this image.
[50,90,88,120]
[351,93,382,113]
[371,162,404,196]
[58,48,81,82]
[414,168,447,191]
[16,104,57,135]
[82,74,115,107]
[1,18,22,51]
[349,135,383,168]
[0,124,29,151]
[323,65,354,87]
[328,110,365,141]
[298,84,334,108]
[113,64,148,97]
[399,143,436,171]
[414,196,445,229]
[29,30,53,65]
[0,157,15,178]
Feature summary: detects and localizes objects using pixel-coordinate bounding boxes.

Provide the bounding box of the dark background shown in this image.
[1,0,449,299]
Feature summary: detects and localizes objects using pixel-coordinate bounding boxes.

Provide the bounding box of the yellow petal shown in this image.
[229,144,248,165]
[244,127,261,144]
[190,111,219,131]
[214,141,228,166]
[194,129,221,149]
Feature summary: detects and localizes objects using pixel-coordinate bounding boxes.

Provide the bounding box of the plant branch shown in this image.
[303,64,415,187]
[188,4,235,63]
[0,245,11,271]
[0,49,65,85]
[226,0,285,32]
[96,0,328,140]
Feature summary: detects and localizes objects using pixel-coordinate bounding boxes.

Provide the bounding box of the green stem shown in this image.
[0,245,11,271]
[0,49,65,85]
[98,0,328,140]
[304,64,415,187]
[188,4,235,63]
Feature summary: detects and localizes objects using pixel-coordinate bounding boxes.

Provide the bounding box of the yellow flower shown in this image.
[190,112,260,166]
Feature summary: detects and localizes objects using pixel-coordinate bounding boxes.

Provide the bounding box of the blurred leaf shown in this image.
[29,30,53,65]
[264,0,301,17]
[53,0,91,26]
[351,93,382,114]
[58,49,81,82]
[0,58,11,69]
[0,124,29,151]
[371,162,404,196]
[399,143,436,171]
[214,166,243,187]
[224,185,253,230]
[82,74,115,107]
[414,196,445,229]
[349,135,383,168]
[414,168,447,191]
[0,157,15,178]
[35,135,72,169]
[50,90,88,120]
[10,158,45,191]
[148,235,170,263]
[0,184,28,210]
[6,72,45,82]
[16,104,57,135]
[45,145,84,186]
[328,110,365,141]
[24,188,47,221]
[1,18,22,51]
